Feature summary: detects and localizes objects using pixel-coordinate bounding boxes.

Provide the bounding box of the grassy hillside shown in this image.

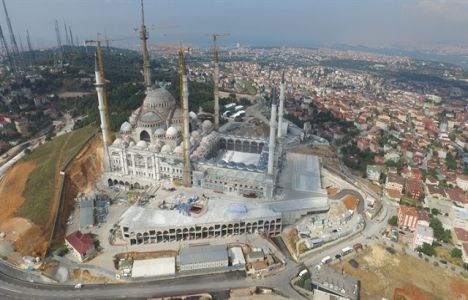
[18,125,96,226]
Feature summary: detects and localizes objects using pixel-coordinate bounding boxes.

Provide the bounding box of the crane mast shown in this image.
[139,0,152,88]
[2,0,19,57]
[0,24,14,72]
[26,30,35,65]
[54,20,63,67]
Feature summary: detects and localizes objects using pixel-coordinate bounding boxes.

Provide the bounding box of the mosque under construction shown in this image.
[93,1,329,246]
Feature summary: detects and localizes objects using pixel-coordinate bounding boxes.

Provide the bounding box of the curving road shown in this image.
[0,186,392,299]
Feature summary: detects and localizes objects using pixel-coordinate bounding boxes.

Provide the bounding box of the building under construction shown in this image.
[96,0,329,246]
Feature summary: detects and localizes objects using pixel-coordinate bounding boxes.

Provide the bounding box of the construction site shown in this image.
[2,0,333,283]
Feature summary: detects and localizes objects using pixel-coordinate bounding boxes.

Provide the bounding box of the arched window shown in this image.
[140,130,151,142]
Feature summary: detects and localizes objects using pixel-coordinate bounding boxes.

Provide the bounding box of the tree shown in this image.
[429,217,452,243]
[446,152,457,170]
[451,248,462,259]
[388,215,398,226]
[431,208,440,216]
[417,242,435,257]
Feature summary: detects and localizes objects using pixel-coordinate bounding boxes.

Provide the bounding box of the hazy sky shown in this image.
[3,0,468,49]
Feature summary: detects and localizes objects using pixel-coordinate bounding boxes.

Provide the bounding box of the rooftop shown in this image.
[179,245,228,265]
[65,231,94,256]
[119,195,281,231]
[454,227,468,242]
[279,152,326,198]
[311,265,359,300]
[219,150,261,166]
[132,257,175,278]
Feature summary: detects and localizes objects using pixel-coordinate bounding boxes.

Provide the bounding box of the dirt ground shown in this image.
[113,250,178,262]
[70,268,114,284]
[67,137,103,194]
[0,133,102,257]
[341,194,358,211]
[0,161,48,256]
[327,186,340,196]
[331,244,468,300]
[0,161,36,223]
[52,137,103,247]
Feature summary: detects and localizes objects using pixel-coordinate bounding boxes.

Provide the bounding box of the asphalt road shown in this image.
[0,204,391,300]
[0,176,393,299]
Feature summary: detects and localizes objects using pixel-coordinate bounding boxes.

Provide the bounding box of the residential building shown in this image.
[405,179,423,199]
[412,221,434,250]
[454,227,468,248]
[366,165,384,182]
[456,175,468,191]
[463,243,468,264]
[386,174,405,194]
[398,205,428,231]
[65,230,96,262]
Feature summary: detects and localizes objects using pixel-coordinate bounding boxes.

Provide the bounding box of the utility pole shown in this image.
[211,33,230,130]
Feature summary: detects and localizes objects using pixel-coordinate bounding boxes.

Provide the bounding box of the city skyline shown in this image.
[3,0,468,50]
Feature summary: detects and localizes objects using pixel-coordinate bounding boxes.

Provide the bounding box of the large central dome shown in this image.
[142,87,176,121]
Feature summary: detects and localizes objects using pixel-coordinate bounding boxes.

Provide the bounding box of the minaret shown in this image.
[212,35,220,130]
[94,54,111,170]
[267,89,278,175]
[179,47,191,187]
[277,72,285,138]
[139,0,152,88]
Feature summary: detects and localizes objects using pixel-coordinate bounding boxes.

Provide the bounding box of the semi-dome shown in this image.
[113,138,123,146]
[202,120,213,133]
[189,111,197,119]
[154,128,165,137]
[120,121,132,133]
[173,145,183,154]
[161,144,173,153]
[166,126,179,139]
[140,111,162,123]
[136,140,148,148]
[191,130,201,140]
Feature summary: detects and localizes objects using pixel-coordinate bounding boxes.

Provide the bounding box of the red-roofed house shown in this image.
[447,188,468,209]
[401,167,423,181]
[65,230,95,262]
[398,205,429,231]
[462,243,468,264]
[405,179,423,199]
[386,174,405,194]
[454,228,468,248]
